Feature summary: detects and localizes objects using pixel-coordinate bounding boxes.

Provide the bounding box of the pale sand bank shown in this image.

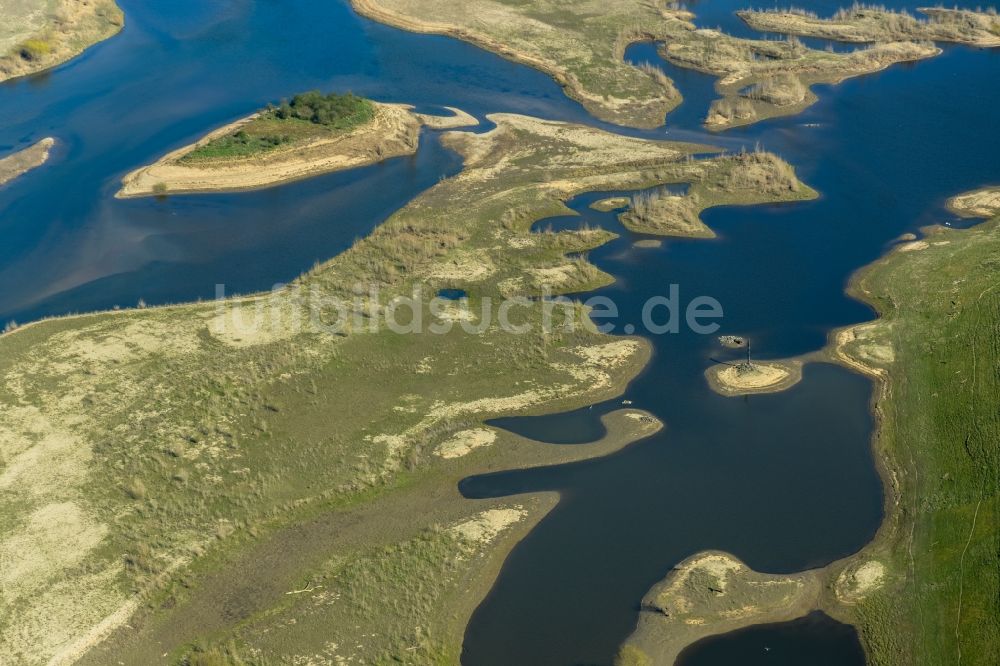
[0,137,55,186]
[590,196,630,212]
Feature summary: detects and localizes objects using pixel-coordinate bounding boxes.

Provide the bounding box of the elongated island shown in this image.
[117,91,477,198]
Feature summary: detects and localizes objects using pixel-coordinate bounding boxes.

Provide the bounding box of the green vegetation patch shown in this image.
[839,200,1000,665]
[618,149,815,237]
[182,92,375,162]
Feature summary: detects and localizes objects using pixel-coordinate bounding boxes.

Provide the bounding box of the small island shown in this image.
[590,196,630,212]
[0,137,55,187]
[618,150,816,237]
[0,0,123,82]
[117,92,477,198]
[705,358,803,396]
[656,13,939,131]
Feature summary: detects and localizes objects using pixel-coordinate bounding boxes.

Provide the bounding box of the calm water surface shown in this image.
[677,612,866,666]
[2,0,998,664]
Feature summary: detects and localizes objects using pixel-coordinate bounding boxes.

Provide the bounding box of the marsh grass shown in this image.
[0,0,123,82]
[742,73,807,106]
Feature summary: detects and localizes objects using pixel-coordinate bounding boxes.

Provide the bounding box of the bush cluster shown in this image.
[269,91,375,130]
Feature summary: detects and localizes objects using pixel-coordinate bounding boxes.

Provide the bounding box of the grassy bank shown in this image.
[1,114,815,664]
[0,0,123,82]
[347,2,955,131]
[830,191,1000,665]
[618,149,815,237]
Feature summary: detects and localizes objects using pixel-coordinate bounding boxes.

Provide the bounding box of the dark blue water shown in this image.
[461,4,1000,664]
[2,1,998,664]
[461,190,882,665]
[437,288,468,300]
[677,612,866,666]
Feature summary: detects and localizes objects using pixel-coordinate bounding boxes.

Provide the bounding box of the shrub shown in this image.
[743,73,807,106]
[708,97,756,124]
[19,39,51,62]
[124,478,147,500]
[270,91,375,130]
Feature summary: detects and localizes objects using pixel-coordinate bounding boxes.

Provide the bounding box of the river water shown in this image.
[1,0,998,664]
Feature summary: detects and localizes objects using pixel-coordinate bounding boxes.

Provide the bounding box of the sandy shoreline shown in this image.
[348,0,579,106]
[4,115,713,663]
[661,228,930,661]
[116,103,476,198]
[0,137,55,186]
